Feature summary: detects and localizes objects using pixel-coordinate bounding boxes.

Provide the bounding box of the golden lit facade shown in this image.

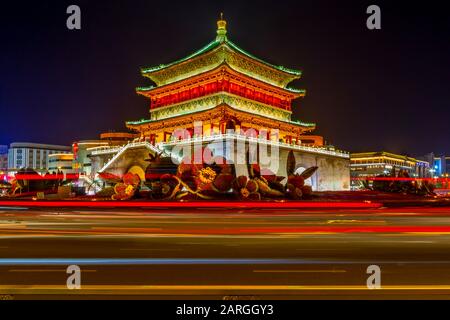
[350,152,430,178]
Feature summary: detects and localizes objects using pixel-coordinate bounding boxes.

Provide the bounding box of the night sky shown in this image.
[1,0,449,156]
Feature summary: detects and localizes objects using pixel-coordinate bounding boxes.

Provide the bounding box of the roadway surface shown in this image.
[1,205,450,299]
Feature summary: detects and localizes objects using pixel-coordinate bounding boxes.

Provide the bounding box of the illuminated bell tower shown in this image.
[126,15,323,147]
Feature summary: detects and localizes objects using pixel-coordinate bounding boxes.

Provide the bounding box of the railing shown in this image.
[157,133,350,158]
[90,145,124,155]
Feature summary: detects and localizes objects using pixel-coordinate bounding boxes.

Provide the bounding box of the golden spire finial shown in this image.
[216,13,227,41]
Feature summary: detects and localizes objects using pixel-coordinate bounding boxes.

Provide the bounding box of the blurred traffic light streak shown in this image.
[0,200,382,209]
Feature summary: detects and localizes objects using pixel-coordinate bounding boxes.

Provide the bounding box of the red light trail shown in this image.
[0,200,383,209]
[351,177,449,182]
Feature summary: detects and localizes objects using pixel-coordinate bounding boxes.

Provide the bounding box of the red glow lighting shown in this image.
[13,174,79,180]
[351,177,449,182]
[0,200,383,209]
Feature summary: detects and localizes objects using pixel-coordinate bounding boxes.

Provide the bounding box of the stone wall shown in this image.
[224,140,350,191]
[265,147,350,191]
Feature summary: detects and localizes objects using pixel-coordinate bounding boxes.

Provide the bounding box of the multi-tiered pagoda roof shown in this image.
[127,15,317,141]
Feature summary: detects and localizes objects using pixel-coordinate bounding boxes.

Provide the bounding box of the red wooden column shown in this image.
[219,122,225,134]
[187,128,194,139]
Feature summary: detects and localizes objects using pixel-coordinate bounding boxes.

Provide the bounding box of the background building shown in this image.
[48,153,75,175]
[350,151,431,188]
[0,145,8,173]
[72,140,109,178]
[7,142,71,174]
[420,153,450,177]
[99,132,137,145]
[72,132,137,178]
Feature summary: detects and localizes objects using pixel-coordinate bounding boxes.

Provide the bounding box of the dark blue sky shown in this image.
[1,0,449,155]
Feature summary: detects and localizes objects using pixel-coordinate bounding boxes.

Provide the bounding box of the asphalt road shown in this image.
[1,205,450,299]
